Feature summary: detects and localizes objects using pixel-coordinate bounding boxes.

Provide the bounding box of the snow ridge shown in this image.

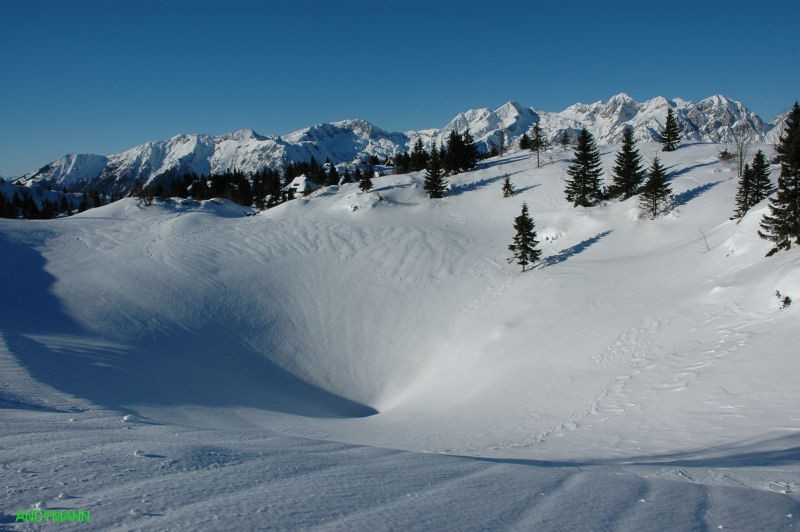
[17,94,772,194]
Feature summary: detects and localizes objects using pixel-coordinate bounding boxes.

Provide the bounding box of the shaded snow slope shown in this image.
[2,142,799,529]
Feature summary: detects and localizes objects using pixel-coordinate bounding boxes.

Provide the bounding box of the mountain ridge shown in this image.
[17,94,775,195]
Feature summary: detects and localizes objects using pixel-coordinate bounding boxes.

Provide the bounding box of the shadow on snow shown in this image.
[672,181,723,208]
[542,230,613,267]
[0,231,375,419]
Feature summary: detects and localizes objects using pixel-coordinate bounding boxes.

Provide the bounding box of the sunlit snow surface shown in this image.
[2,144,799,529]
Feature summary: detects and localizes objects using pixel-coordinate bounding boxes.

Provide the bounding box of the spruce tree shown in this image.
[502,174,515,198]
[462,128,479,171]
[759,102,800,255]
[609,126,645,200]
[424,143,447,198]
[359,163,375,192]
[640,156,672,219]
[410,138,429,172]
[559,130,571,150]
[530,122,547,168]
[564,128,604,207]
[508,202,541,272]
[750,150,772,204]
[660,107,682,152]
[358,169,373,192]
[443,130,462,175]
[519,133,531,150]
[733,163,754,219]
[327,164,340,186]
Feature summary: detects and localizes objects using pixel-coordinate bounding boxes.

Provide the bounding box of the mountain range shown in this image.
[17,94,775,195]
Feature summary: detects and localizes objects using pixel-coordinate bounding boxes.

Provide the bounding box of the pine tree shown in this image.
[564,128,604,207]
[660,107,682,152]
[609,126,645,200]
[640,156,672,219]
[502,174,515,198]
[424,143,447,198]
[750,150,772,204]
[733,163,754,219]
[530,122,547,168]
[508,202,541,272]
[759,102,800,255]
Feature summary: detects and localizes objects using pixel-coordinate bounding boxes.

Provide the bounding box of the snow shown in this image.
[16,94,775,196]
[2,142,799,529]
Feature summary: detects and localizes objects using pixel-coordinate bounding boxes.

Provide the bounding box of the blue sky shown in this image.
[1,0,797,177]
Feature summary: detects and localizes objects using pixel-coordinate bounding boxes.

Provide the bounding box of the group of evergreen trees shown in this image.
[563,126,672,219]
[393,130,480,198]
[0,186,88,219]
[733,150,772,219]
[759,102,800,255]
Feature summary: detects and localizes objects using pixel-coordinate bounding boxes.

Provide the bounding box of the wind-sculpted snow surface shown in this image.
[2,142,799,529]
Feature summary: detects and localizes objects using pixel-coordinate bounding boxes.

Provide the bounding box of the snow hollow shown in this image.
[2,141,799,530]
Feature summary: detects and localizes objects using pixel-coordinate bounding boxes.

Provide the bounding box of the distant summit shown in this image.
[17,94,773,195]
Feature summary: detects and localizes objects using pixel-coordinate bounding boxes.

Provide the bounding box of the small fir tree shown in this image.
[502,174,515,198]
[660,107,682,152]
[759,102,800,255]
[640,156,672,219]
[609,126,645,200]
[424,143,447,198]
[508,202,541,272]
[564,128,604,207]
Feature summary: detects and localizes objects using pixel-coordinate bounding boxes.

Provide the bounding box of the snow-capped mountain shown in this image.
[17,94,773,194]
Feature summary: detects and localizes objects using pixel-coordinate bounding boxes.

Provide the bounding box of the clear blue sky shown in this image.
[1,0,798,177]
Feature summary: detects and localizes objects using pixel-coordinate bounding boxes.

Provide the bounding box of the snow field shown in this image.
[2,142,799,529]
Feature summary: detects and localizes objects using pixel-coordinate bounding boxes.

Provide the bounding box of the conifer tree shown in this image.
[559,130,571,150]
[462,128,479,171]
[564,128,604,207]
[530,123,547,168]
[733,163,754,219]
[502,174,515,198]
[732,151,772,219]
[660,107,682,152]
[759,102,800,255]
[519,133,531,150]
[424,143,447,198]
[609,126,645,200]
[359,164,375,192]
[410,138,429,171]
[327,164,340,186]
[640,156,672,219]
[750,150,772,204]
[508,202,541,272]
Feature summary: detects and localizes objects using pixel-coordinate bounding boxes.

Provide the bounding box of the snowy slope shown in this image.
[17,94,774,196]
[2,142,799,529]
